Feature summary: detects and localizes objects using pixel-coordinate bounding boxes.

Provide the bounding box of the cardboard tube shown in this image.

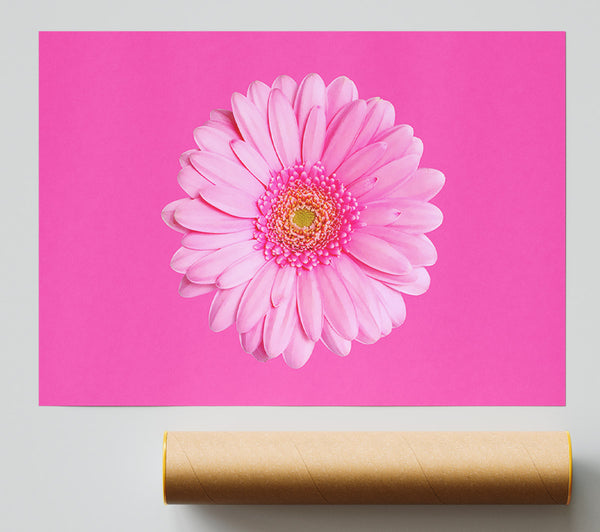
[163,431,572,505]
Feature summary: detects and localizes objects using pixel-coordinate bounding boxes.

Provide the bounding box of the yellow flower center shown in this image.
[292,208,316,228]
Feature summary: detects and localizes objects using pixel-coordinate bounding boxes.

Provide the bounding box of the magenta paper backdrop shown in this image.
[39,32,565,405]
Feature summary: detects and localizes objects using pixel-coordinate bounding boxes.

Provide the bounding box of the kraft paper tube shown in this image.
[163,431,572,505]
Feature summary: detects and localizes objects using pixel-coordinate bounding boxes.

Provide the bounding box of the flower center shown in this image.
[292,208,315,228]
[254,162,360,270]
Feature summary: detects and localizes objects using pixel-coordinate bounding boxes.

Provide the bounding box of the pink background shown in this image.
[39,32,565,405]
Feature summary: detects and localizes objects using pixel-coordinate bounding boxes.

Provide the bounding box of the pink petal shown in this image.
[209,283,248,332]
[336,255,383,322]
[363,227,437,266]
[170,247,211,274]
[190,151,264,196]
[335,142,387,185]
[177,165,211,198]
[200,184,259,218]
[161,199,189,233]
[282,318,315,369]
[179,149,198,168]
[346,175,378,198]
[236,260,279,333]
[392,168,445,201]
[174,199,253,233]
[405,137,424,157]
[359,203,401,226]
[370,98,395,136]
[373,296,393,337]
[352,98,395,153]
[268,88,301,168]
[390,200,443,233]
[373,125,414,166]
[206,109,238,126]
[342,282,380,345]
[230,139,272,185]
[321,99,367,174]
[263,285,298,357]
[231,92,281,171]
[372,281,407,327]
[181,229,255,250]
[251,344,271,362]
[385,267,431,296]
[316,266,358,341]
[209,109,238,129]
[271,265,297,307]
[326,76,359,124]
[354,297,381,344]
[193,126,236,159]
[296,269,323,341]
[342,264,394,335]
[301,106,326,166]
[186,240,257,284]
[272,74,298,104]
[240,318,265,354]
[357,261,419,285]
[203,119,241,139]
[321,320,351,357]
[335,256,382,343]
[216,250,267,289]
[294,73,326,134]
[345,231,412,275]
[178,276,215,298]
[360,154,422,202]
[247,80,271,119]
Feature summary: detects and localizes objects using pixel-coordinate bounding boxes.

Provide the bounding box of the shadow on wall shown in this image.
[169,458,598,532]
[182,504,572,532]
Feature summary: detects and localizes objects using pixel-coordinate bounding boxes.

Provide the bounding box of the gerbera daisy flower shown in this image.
[162,74,444,368]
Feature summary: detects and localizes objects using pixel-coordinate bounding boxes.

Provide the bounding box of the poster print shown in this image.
[39,32,565,405]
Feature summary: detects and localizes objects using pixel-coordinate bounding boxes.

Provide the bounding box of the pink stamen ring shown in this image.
[255,162,361,270]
